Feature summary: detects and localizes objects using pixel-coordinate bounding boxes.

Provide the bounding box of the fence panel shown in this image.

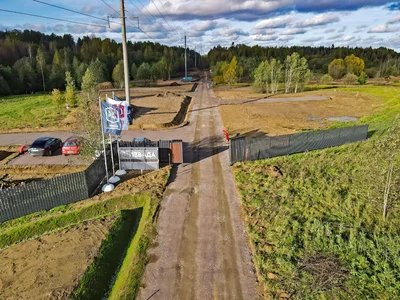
[0,154,113,223]
[230,125,369,164]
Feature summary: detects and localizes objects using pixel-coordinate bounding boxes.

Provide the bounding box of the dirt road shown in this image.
[138,83,257,299]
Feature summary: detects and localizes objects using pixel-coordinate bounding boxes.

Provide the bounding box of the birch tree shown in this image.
[36,48,46,92]
[269,58,282,94]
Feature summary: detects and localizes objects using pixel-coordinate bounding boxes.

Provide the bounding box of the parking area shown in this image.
[8,147,89,166]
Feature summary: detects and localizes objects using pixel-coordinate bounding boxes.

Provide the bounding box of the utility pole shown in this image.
[194,45,197,69]
[184,33,187,78]
[120,0,130,104]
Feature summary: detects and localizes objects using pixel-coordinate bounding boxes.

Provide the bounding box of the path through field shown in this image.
[137,82,257,299]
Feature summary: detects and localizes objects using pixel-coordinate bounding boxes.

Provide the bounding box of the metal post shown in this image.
[194,45,196,69]
[99,98,109,183]
[184,34,187,78]
[109,134,116,177]
[120,0,130,104]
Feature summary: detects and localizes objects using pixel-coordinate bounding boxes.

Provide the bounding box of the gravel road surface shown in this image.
[137,83,257,299]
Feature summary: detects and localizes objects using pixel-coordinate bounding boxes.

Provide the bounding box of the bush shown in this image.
[213,75,225,85]
[320,74,333,84]
[51,88,64,111]
[343,73,358,85]
[358,71,368,85]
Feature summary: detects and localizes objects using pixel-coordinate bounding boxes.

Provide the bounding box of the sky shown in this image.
[1,0,400,53]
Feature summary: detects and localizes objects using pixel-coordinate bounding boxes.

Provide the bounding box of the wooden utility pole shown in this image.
[120,0,130,103]
[184,33,187,78]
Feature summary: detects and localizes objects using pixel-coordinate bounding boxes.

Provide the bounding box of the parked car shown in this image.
[62,136,80,155]
[29,137,62,156]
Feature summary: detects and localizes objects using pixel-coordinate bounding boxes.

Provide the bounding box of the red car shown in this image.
[62,136,80,155]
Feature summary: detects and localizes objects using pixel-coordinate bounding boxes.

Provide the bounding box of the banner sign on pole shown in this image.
[100,100,122,135]
[107,97,129,130]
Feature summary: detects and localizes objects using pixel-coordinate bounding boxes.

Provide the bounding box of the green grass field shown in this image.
[234,115,400,298]
[0,93,70,130]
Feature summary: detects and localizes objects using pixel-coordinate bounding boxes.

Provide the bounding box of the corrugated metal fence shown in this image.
[230,125,369,164]
[0,153,112,223]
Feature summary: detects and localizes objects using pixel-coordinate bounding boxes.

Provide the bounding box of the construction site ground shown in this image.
[217,88,384,136]
[0,216,114,300]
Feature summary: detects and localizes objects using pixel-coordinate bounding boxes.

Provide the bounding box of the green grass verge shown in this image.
[0,194,150,250]
[71,209,142,300]
[0,93,70,130]
[108,187,159,299]
[234,121,400,298]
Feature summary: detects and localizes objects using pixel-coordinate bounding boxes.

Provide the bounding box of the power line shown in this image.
[133,0,172,35]
[149,0,175,33]
[156,0,181,35]
[32,0,121,25]
[101,0,119,15]
[0,8,114,29]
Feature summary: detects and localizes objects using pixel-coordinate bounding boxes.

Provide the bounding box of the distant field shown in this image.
[218,85,399,136]
[234,120,400,298]
[0,93,73,132]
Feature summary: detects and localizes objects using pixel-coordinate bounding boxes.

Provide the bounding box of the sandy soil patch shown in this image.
[129,93,187,130]
[0,217,114,300]
[219,90,384,136]
[214,86,269,101]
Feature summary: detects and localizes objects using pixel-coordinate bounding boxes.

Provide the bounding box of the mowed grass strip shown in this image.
[71,209,143,300]
[0,93,69,129]
[234,121,400,298]
[108,185,160,299]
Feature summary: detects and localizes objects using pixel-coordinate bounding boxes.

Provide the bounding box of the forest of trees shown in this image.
[208,44,400,82]
[0,29,203,96]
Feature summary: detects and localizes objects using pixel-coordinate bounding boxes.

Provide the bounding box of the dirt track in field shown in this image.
[0,217,114,300]
[138,82,257,299]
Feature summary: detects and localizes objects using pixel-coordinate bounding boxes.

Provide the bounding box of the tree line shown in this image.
[0,29,204,96]
[214,53,311,94]
[208,43,400,82]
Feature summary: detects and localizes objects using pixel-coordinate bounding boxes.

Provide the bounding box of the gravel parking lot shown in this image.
[8,147,90,165]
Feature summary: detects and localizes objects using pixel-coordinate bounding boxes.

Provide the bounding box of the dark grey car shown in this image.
[29,137,63,156]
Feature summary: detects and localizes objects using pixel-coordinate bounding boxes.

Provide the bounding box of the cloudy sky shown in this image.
[1,0,400,53]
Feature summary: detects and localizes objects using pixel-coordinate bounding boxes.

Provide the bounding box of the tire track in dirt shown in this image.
[172,87,204,300]
[209,87,244,299]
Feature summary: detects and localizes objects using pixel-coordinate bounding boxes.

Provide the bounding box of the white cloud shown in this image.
[220,27,249,37]
[282,28,307,35]
[324,28,336,33]
[343,35,355,41]
[251,34,278,41]
[368,24,399,33]
[301,36,323,42]
[298,13,340,27]
[255,15,294,29]
[326,34,344,40]
[191,20,218,32]
[387,15,400,25]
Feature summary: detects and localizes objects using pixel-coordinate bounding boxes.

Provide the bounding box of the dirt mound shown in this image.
[170,82,181,86]
[98,82,114,89]
[0,217,114,299]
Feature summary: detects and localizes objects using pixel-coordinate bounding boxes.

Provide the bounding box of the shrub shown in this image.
[320,74,333,84]
[358,72,368,85]
[213,75,225,85]
[343,73,358,85]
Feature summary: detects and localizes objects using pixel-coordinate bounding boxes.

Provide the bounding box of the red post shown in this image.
[222,129,229,142]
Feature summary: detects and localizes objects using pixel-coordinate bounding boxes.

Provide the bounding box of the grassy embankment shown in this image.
[0,93,71,130]
[234,91,400,298]
[0,167,170,299]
